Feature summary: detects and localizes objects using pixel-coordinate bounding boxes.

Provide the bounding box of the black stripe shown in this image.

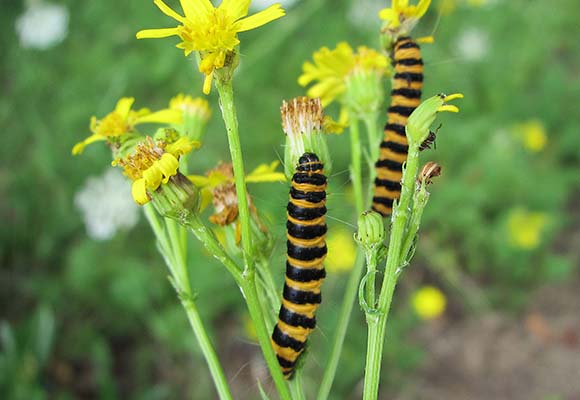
[388,105,415,117]
[287,203,327,221]
[283,284,321,305]
[287,241,327,261]
[290,187,326,203]
[394,72,423,82]
[287,222,327,240]
[372,196,394,207]
[375,178,402,192]
[384,123,406,136]
[396,58,423,66]
[297,163,323,172]
[391,88,422,99]
[286,262,326,282]
[293,173,326,186]
[380,140,409,154]
[297,152,320,166]
[277,355,297,369]
[279,306,316,329]
[395,40,419,50]
[375,158,403,171]
[272,325,305,352]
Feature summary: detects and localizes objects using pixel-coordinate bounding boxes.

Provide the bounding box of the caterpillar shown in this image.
[271,152,327,379]
[372,36,424,217]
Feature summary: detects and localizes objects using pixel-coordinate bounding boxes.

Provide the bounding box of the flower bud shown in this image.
[406,93,463,147]
[151,172,200,221]
[354,211,386,250]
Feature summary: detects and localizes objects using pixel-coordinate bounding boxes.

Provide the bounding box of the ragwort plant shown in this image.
[72,0,464,399]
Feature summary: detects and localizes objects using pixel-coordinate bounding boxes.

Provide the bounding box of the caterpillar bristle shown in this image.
[271,152,327,379]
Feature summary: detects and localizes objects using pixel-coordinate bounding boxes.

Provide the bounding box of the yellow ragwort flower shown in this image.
[298,42,389,107]
[325,228,357,273]
[72,97,181,155]
[114,136,197,205]
[508,208,548,250]
[513,120,548,153]
[169,93,211,122]
[379,0,432,32]
[412,285,446,320]
[136,0,286,94]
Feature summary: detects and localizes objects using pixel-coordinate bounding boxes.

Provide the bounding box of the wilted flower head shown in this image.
[136,0,286,94]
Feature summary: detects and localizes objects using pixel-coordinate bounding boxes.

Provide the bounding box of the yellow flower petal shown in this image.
[71,134,106,155]
[203,71,214,95]
[181,0,213,19]
[233,4,286,33]
[143,164,164,189]
[136,27,180,39]
[416,0,432,18]
[188,175,210,187]
[219,0,251,21]
[115,97,136,119]
[132,179,150,205]
[136,108,183,125]
[165,137,198,156]
[157,153,180,184]
[153,0,186,23]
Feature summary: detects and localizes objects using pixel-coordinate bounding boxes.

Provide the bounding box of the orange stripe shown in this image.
[285,276,323,292]
[287,214,325,226]
[376,168,403,181]
[287,255,326,268]
[287,233,326,247]
[282,299,317,318]
[379,148,408,163]
[289,198,325,209]
[292,182,326,192]
[277,321,312,342]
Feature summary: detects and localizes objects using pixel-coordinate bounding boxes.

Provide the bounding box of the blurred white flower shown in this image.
[348,0,384,30]
[455,27,489,62]
[250,0,299,11]
[15,1,69,50]
[75,169,139,241]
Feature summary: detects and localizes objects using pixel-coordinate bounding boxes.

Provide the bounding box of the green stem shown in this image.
[289,369,306,400]
[362,147,420,400]
[144,206,233,400]
[349,115,364,214]
[240,276,292,400]
[316,250,365,400]
[215,78,254,271]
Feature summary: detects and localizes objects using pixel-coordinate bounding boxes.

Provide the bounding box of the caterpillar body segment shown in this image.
[373,36,424,216]
[271,152,327,379]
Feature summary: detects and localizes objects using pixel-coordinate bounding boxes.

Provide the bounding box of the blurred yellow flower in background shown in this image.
[325,228,357,273]
[412,286,447,320]
[508,208,548,250]
[513,120,548,153]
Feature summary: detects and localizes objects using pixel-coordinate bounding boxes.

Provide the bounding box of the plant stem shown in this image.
[349,115,364,213]
[362,147,420,400]
[215,78,254,271]
[240,276,293,400]
[143,206,233,400]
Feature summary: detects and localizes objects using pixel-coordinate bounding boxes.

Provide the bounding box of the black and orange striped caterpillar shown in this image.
[373,36,424,216]
[271,152,327,379]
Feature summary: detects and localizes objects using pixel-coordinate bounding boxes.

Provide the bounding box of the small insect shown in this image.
[271,152,327,379]
[417,161,442,186]
[373,36,425,217]
[419,123,442,152]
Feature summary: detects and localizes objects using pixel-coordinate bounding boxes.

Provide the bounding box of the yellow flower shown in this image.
[508,208,548,250]
[114,136,197,205]
[325,228,357,273]
[513,120,548,153]
[298,42,389,107]
[169,94,211,122]
[379,0,432,32]
[72,97,182,155]
[136,0,286,94]
[412,286,446,320]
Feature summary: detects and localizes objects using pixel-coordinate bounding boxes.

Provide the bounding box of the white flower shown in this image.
[455,27,489,62]
[75,169,140,241]
[15,1,69,50]
[348,0,384,30]
[250,0,299,11]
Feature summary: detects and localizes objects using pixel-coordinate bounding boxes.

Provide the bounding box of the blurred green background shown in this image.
[2,0,579,399]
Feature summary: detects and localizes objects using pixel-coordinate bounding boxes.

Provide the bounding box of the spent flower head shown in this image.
[72,97,181,155]
[113,136,198,208]
[281,97,331,178]
[379,0,432,36]
[298,42,390,112]
[136,0,286,94]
